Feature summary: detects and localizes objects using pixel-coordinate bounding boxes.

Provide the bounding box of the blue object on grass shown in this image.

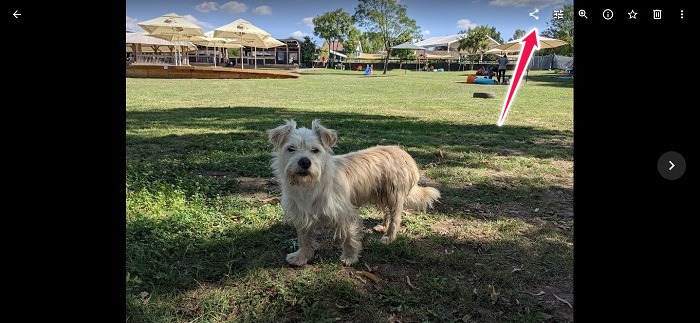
[364,65,371,75]
[473,77,497,85]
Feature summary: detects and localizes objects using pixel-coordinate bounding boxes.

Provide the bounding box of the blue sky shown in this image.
[126,0,572,45]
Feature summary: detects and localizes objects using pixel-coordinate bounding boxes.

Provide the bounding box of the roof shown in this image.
[329,50,347,58]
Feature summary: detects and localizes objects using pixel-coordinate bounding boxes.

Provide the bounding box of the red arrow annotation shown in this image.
[497,28,539,126]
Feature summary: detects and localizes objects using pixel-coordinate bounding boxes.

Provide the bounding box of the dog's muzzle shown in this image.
[297,157,311,176]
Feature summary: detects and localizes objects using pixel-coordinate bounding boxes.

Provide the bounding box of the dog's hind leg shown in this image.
[380,196,405,244]
[286,228,315,266]
[373,206,389,233]
[339,216,363,266]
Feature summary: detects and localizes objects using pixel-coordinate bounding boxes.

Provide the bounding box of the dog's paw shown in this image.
[379,235,394,244]
[340,254,359,266]
[286,251,309,266]
[372,224,387,233]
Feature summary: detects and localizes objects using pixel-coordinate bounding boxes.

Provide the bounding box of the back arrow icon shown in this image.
[669,161,675,171]
[13,10,21,18]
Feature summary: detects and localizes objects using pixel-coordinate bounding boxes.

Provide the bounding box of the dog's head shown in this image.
[268,119,337,187]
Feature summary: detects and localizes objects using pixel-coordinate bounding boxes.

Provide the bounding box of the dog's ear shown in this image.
[267,119,297,150]
[312,119,337,148]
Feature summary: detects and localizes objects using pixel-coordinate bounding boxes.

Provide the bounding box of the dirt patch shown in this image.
[192,171,280,200]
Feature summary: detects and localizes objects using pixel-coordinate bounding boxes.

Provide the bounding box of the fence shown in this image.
[528,55,574,70]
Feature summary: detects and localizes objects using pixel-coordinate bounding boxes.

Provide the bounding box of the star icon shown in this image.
[628,9,638,19]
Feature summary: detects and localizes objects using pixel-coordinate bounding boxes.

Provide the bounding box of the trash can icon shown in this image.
[653,10,662,19]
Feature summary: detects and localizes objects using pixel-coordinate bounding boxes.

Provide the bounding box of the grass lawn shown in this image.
[126,68,573,322]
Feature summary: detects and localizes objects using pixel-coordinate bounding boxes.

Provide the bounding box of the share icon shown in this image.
[529,8,540,20]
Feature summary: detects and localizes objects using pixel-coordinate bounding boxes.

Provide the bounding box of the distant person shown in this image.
[322,55,327,68]
[476,66,486,75]
[486,65,496,79]
[497,54,509,84]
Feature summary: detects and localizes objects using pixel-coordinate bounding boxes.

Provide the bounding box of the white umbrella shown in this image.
[191,31,243,66]
[213,19,274,69]
[126,32,196,65]
[490,36,567,82]
[137,13,205,66]
[254,38,285,69]
[390,42,428,72]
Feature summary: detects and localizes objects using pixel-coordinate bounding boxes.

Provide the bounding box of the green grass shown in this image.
[126,68,573,322]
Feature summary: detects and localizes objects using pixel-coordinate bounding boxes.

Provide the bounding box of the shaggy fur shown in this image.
[268,119,440,266]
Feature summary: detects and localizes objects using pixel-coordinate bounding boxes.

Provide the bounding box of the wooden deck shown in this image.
[126,65,300,79]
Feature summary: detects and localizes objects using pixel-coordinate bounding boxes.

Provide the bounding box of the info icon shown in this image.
[603,9,614,20]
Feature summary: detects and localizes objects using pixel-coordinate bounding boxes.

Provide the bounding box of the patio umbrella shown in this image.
[490,36,568,82]
[390,42,428,72]
[137,13,205,66]
[191,31,243,66]
[213,19,274,69]
[126,32,196,64]
[254,38,285,69]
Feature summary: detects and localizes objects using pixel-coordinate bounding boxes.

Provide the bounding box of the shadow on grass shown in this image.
[127,213,573,322]
[127,106,572,161]
[127,107,571,197]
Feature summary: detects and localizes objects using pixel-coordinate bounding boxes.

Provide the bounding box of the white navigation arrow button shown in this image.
[13,10,21,19]
[669,161,675,171]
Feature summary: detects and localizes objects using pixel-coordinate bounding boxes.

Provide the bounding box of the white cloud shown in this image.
[220,1,248,14]
[456,19,477,30]
[489,0,566,7]
[183,14,216,29]
[299,17,314,28]
[126,15,140,32]
[253,5,272,15]
[291,31,309,38]
[422,30,430,35]
[195,1,219,13]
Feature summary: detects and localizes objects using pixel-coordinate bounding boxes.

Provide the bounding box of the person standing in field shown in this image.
[497,54,509,84]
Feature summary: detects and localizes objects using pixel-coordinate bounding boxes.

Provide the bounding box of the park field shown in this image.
[126,68,573,322]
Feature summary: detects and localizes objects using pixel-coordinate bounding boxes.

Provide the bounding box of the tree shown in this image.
[457,25,494,70]
[344,27,362,58]
[509,29,526,42]
[313,8,356,68]
[358,31,384,54]
[227,48,240,57]
[541,4,573,56]
[487,26,504,44]
[300,36,317,68]
[353,0,420,74]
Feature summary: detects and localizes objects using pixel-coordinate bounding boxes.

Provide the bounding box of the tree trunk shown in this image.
[383,42,389,74]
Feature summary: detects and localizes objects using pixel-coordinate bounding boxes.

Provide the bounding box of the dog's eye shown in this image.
[287,147,296,152]
[311,148,320,153]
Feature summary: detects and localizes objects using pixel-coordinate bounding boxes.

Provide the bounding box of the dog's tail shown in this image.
[405,186,441,212]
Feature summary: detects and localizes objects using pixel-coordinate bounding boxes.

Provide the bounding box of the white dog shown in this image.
[268,119,440,266]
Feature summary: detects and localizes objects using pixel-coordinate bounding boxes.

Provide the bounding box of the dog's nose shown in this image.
[298,157,311,170]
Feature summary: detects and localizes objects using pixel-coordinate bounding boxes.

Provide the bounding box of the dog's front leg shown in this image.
[286,228,315,266]
[339,216,363,266]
